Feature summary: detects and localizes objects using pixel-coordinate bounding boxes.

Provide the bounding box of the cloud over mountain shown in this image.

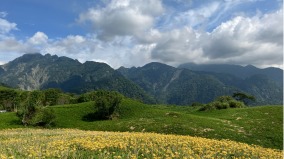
[0,0,282,69]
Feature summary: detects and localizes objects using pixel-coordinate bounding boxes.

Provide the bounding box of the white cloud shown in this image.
[42,35,96,56]
[0,2,282,70]
[28,32,48,45]
[151,27,203,65]
[201,9,283,66]
[174,2,220,28]
[0,38,34,53]
[77,0,163,41]
[0,18,17,35]
[0,15,36,62]
[149,8,283,68]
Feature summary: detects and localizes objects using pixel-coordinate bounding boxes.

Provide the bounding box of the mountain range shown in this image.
[179,63,283,87]
[0,53,282,105]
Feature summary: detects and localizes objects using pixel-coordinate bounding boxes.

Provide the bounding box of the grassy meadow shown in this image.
[0,98,282,151]
[0,95,282,158]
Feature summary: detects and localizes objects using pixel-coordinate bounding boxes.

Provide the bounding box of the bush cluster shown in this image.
[0,86,125,126]
[0,88,77,113]
[93,91,123,120]
[200,96,245,111]
[16,103,56,127]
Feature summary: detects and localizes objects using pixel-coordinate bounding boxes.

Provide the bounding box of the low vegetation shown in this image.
[0,87,76,112]
[199,95,245,111]
[0,86,282,153]
[0,129,282,159]
[0,99,282,150]
[0,87,123,126]
[232,92,256,105]
[16,103,56,127]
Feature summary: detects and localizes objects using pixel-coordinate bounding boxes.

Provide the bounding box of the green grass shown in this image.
[0,112,24,129]
[0,99,282,150]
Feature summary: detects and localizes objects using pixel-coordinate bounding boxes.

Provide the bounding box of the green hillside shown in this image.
[0,99,282,150]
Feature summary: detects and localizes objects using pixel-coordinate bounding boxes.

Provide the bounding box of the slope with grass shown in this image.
[0,99,282,150]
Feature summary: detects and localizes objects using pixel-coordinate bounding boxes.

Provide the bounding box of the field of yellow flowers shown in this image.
[0,128,282,159]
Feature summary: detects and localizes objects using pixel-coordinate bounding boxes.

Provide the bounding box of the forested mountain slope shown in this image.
[118,62,283,105]
[0,53,154,103]
[0,53,282,105]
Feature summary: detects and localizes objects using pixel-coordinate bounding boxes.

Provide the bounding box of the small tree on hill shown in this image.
[94,91,123,120]
[17,100,56,127]
[0,89,18,112]
[232,92,255,105]
[43,88,62,106]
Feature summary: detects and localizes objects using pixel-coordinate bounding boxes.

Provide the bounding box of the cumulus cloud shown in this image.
[42,35,95,56]
[0,12,23,62]
[0,15,35,63]
[77,0,163,41]
[151,27,203,64]
[28,32,48,45]
[201,9,283,65]
[0,1,282,69]
[0,38,35,53]
[0,37,38,65]
[148,8,283,68]
[40,35,154,68]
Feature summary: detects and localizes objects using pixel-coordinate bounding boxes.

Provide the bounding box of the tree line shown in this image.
[0,88,123,127]
[0,86,255,127]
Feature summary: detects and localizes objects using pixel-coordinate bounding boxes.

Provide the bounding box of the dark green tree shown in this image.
[94,91,123,120]
[29,90,45,106]
[17,101,56,127]
[16,102,37,126]
[232,92,256,105]
[30,107,56,127]
[43,88,62,106]
[0,89,18,111]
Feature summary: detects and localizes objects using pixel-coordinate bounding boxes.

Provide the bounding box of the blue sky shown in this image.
[0,0,283,68]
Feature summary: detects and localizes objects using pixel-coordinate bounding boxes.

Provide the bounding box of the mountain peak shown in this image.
[245,64,257,69]
[142,62,175,70]
[18,53,43,60]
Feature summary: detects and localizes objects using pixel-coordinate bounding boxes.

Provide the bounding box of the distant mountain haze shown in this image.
[0,53,282,105]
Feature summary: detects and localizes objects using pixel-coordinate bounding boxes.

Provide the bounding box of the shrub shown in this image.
[30,107,56,127]
[16,102,37,126]
[200,102,217,111]
[94,91,123,120]
[229,100,245,108]
[0,89,18,112]
[17,102,56,127]
[200,95,246,111]
[77,91,102,103]
[216,96,234,103]
[43,88,62,106]
[215,102,230,109]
